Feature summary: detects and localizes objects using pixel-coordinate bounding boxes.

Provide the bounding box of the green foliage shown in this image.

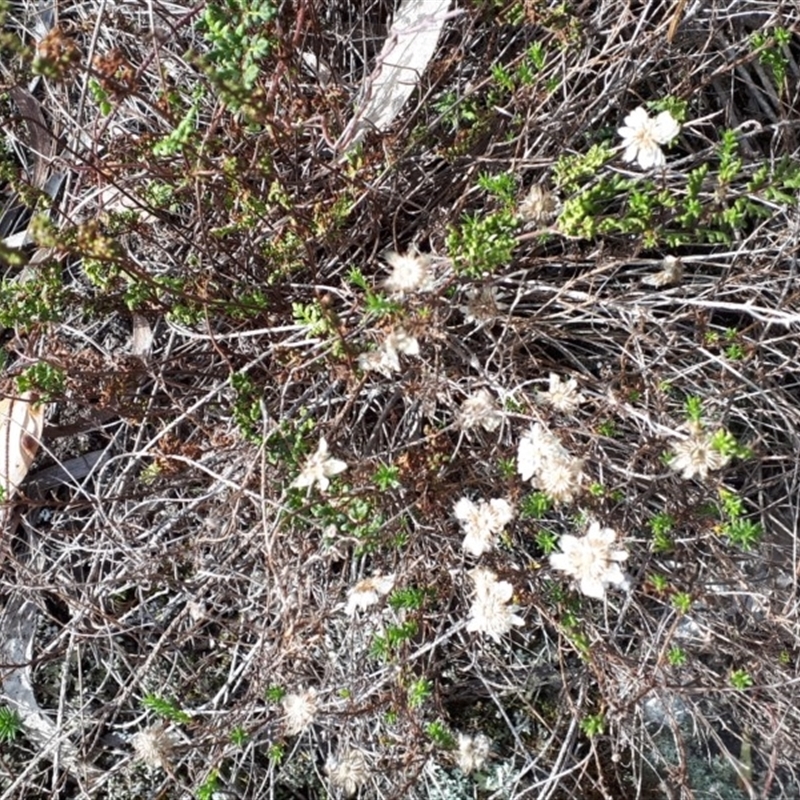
[534,528,558,555]
[580,713,605,737]
[230,726,248,746]
[490,42,548,94]
[0,263,65,329]
[497,457,517,478]
[432,90,481,133]
[553,144,614,194]
[667,646,687,667]
[370,620,418,661]
[684,395,704,423]
[196,0,277,108]
[265,685,286,703]
[407,678,432,709]
[520,492,553,519]
[267,742,284,763]
[672,592,692,614]
[388,586,430,611]
[152,87,203,156]
[446,208,519,278]
[292,301,332,337]
[16,361,65,399]
[751,27,792,90]
[196,769,220,800]
[230,371,265,443]
[142,694,192,724]
[373,462,401,491]
[425,719,456,748]
[648,512,675,553]
[477,171,517,207]
[718,487,762,550]
[0,706,23,743]
[648,573,669,593]
[730,669,753,690]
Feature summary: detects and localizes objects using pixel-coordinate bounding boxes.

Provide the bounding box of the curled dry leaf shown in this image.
[0,391,45,502]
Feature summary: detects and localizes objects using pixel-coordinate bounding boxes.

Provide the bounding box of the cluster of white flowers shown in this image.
[517,423,585,504]
[453,496,514,557]
[358,327,420,377]
[282,687,319,735]
[325,748,370,797]
[668,423,730,480]
[537,372,584,414]
[292,437,348,492]
[459,285,506,325]
[131,725,176,770]
[550,521,629,600]
[382,250,433,296]
[345,573,396,615]
[466,567,524,642]
[456,732,492,773]
[457,388,503,432]
[618,106,681,170]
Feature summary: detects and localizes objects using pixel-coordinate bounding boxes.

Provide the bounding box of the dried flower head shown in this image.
[537,372,584,413]
[466,567,524,642]
[292,437,348,492]
[454,497,514,557]
[643,255,684,288]
[382,250,432,296]
[345,573,396,615]
[550,521,629,599]
[618,106,681,170]
[457,389,503,432]
[668,426,730,480]
[457,732,492,774]
[460,285,506,325]
[518,184,558,224]
[358,327,419,377]
[131,725,175,770]
[282,687,319,735]
[326,748,370,797]
[536,454,585,504]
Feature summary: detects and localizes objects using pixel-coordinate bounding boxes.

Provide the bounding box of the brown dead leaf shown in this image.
[0,392,45,502]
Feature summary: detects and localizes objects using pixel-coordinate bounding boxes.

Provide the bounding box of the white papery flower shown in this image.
[292,437,347,492]
[668,426,730,480]
[131,725,175,769]
[618,106,681,170]
[537,454,585,504]
[550,521,629,600]
[345,573,396,615]
[466,567,524,642]
[359,327,419,377]
[326,749,370,797]
[516,423,570,482]
[457,389,503,432]
[282,687,318,735]
[460,285,507,324]
[457,732,492,774]
[382,250,432,296]
[537,372,584,413]
[454,497,514,557]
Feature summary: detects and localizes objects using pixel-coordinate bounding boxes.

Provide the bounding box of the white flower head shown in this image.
[345,573,396,615]
[458,388,503,432]
[326,748,370,797]
[537,454,585,504]
[466,567,524,642]
[643,255,684,288]
[282,687,319,735]
[668,427,730,480]
[618,106,681,170]
[516,423,570,482]
[292,437,347,492]
[454,497,514,557]
[459,285,507,325]
[537,372,585,413]
[382,250,433,296]
[518,184,558,224]
[550,521,629,599]
[457,732,492,774]
[359,327,419,377]
[131,725,175,770]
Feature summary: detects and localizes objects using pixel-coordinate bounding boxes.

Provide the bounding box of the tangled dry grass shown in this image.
[2,0,800,797]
